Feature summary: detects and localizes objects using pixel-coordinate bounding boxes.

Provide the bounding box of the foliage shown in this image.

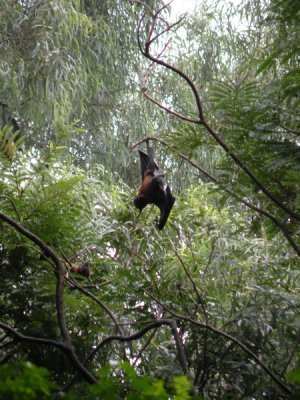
[0,0,300,399]
[0,362,56,400]
[0,361,202,400]
[88,362,201,400]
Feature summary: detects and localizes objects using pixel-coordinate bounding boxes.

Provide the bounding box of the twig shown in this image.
[170,240,208,322]
[143,91,201,123]
[133,328,157,365]
[279,123,300,136]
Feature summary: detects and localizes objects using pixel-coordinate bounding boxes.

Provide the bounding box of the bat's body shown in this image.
[134,147,175,230]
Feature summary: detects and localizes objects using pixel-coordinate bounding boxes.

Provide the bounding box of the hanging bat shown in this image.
[134,143,175,230]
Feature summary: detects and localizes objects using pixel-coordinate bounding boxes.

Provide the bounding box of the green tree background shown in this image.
[0,0,299,399]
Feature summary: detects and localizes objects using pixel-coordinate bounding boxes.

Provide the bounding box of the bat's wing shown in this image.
[157,185,175,230]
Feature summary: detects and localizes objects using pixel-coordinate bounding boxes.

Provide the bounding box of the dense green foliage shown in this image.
[0,0,299,399]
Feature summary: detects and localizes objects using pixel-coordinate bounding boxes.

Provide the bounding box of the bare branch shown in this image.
[143,91,201,123]
[170,240,208,323]
[169,319,191,379]
[66,276,125,336]
[0,322,69,350]
[149,14,187,46]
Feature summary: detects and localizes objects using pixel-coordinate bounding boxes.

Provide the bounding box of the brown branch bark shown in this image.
[169,319,191,379]
[90,319,191,377]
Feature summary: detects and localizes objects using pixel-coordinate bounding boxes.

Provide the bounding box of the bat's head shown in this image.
[133,194,148,210]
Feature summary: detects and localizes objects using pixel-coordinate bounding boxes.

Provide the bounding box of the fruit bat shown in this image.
[69,261,90,277]
[40,253,90,277]
[134,143,175,230]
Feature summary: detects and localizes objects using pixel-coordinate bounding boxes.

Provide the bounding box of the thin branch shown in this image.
[149,14,187,46]
[202,121,300,222]
[125,241,141,270]
[143,91,201,123]
[133,328,157,365]
[0,333,8,343]
[70,280,113,290]
[120,312,189,376]
[0,212,70,344]
[170,240,210,388]
[89,319,187,370]
[170,240,208,323]
[66,276,125,336]
[202,240,216,277]
[0,322,69,351]
[279,123,300,136]
[169,319,191,379]
[144,290,291,395]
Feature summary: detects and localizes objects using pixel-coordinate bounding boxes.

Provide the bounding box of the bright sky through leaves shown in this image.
[170,0,197,16]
